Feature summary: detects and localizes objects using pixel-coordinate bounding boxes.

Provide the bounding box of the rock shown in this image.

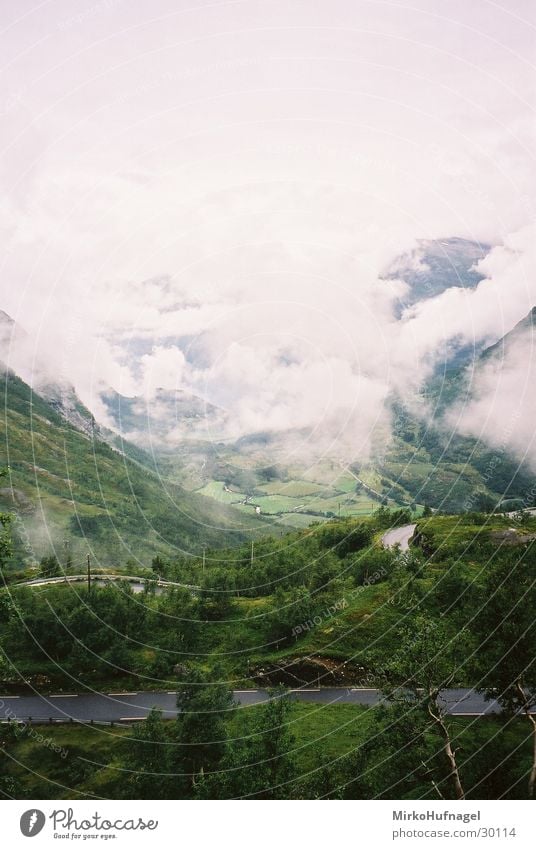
[0,487,34,513]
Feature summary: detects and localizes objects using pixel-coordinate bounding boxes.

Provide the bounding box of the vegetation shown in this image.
[0,370,270,571]
[1,369,536,802]
[1,504,536,799]
[1,697,534,801]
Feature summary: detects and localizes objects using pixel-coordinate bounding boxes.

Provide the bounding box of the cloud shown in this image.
[397,223,536,363]
[448,323,536,471]
[1,1,535,464]
[140,345,186,399]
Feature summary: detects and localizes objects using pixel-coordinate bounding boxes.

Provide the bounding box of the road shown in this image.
[381,523,416,551]
[0,687,516,724]
[15,574,200,594]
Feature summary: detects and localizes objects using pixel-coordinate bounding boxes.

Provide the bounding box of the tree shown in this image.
[246,690,297,798]
[213,689,297,799]
[0,721,19,798]
[473,551,536,798]
[152,555,165,575]
[0,487,13,576]
[381,615,470,800]
[169,670,235,795]
[344,704,444,800]
[39,554,61,578]
[123,709,170,798]
[198,571,237,620]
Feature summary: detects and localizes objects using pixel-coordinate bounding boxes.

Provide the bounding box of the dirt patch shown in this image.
[0,487,34,514]
[252,655,369,687]
[491,528,536,545]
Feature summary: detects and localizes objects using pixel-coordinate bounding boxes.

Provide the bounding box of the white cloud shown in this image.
[0,0,535,463]
[449,324,536,471]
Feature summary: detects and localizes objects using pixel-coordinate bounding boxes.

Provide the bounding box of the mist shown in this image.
[1,0,535,466]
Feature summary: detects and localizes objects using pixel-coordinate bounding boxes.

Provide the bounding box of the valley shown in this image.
[1,240,535,802]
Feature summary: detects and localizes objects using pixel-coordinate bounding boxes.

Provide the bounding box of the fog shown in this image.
[1,0,535,464]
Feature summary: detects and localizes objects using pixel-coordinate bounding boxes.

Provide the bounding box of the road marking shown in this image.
[166,692,177,695]
[0,695,20,699]
[234,690,259,693]
[449,711,489,716]
[119,716,146,721]
[51,694,78,698]
[289,688,321,692]
[107,692,138,697]
[350,689,378,692]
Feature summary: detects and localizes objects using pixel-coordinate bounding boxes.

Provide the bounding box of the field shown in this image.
[2,706,533,799]
[186,462,403,528]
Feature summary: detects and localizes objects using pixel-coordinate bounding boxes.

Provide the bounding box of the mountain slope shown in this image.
[0,368,270,571]
[376,308,536,513]
[100,386,227,447]
[479,305,536,363]
[385,237,491,312]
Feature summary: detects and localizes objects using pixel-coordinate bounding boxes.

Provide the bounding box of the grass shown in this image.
[0,722,129,799]
[197,481,246,504]
[192,471,384,525]
[257,480,327,497]
[0,703,375,798]
[255,495,305,514]
[0,370,269,572]
[275,583,398,663]
[415,513,536,558]
[3,706,534,799]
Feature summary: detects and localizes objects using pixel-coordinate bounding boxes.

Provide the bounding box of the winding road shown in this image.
[0,687,515,723]
[18,523,418,594]
[15,574,200,594]
[381,523,416,551]
[5,522,520,724]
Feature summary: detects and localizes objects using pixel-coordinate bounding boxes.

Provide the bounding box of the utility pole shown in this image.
[250,540,254,566]
[87,553,91,593]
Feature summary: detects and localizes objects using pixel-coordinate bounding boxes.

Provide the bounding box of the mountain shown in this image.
[377,396,536,513]
[177,305,536,518]
[100,386,227,447]
[384,237,494,373]
[0,309,16,341]
[0,367,270,571]
[377,307,536,513]
[0,309,29,374]
[479,305,536,363]
[3,290,534,535]
[385,237,491,314]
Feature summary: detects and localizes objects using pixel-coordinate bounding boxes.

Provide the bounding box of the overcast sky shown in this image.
[1,0,535,461]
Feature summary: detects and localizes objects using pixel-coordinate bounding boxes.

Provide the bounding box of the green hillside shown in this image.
[375,306,536,513]
[374,395,536,513]
[0,369,270,572]
[2,509,536,799]
[1,508,535,700]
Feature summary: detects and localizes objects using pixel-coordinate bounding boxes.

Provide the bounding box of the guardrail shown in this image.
[15,574,200,591]
[1,716,131,727]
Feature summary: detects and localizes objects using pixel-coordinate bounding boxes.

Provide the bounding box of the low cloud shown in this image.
[1,1,535,465]
[448,323,536,472]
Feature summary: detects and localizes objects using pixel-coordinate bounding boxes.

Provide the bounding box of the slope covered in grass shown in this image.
[0,369,270,570]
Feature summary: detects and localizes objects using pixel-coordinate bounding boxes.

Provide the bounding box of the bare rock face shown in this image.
[491,528,536,545]
[0,487,34,514]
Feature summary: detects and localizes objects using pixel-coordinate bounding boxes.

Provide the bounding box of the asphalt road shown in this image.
[0,687,514,724]
[381,523,416,551]
[16,575,199,594]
